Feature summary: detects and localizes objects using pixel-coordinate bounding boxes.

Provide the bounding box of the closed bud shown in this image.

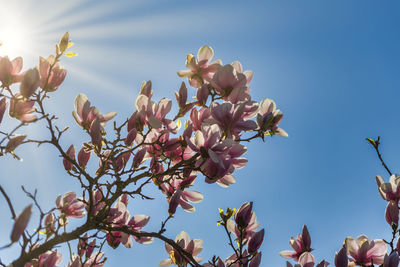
[63,145,76,171]
[383,252,400,267]
[132,147,147,168]
[11,204,32,243]
[20,68,40,98]
[235,202,253,228]
[77,146,91,168]
[386,201,399,228]
[59,32,69,53]
[125,128,137,146]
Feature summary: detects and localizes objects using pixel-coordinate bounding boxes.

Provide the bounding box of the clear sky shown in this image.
[1,0,400,266]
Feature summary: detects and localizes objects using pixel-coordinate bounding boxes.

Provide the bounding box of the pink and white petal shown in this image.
[131,215,150,228]
[197,46,214,64]
[216,175,236,188]
[280,250,298,259]
[182,191,203,203]
[192,239,203,256]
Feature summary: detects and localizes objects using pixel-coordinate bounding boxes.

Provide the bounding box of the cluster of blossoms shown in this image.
[280,170,400,267]
[1,33,288,267]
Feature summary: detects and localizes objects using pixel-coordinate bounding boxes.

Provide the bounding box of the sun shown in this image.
[0,6,34,59]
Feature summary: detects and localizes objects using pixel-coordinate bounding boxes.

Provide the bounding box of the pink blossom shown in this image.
[186,124,247,183]
[257,98,287,137]
[386,201,399,227]
[39,56,67,92]
[9,94,37,122]
[26,250,62,267]
[376,175,400,202]
[161,173,203,213]
[0,56,23,86]
[209,64,250,104]
[56,192,85,222]
[228,206,260,243]
[231,61,253,85]
[345,235,387,266]
[280,225,312,261]
[209,101,258,139]
[20,68,41,98]
[72,93,116,130]
[178,46,222,88]
[159,231,203,266]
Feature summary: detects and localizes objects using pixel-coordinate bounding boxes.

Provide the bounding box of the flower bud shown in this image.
[77,146,91,168]
[132,147,147,169]
[386,201,399,228]
[11,204,32,243]
[63,145,76,171]
[125,128,137,146]
[383,252,399,267]
[59,32,69,53]
[235,202,253,228]
[20,68,40,98]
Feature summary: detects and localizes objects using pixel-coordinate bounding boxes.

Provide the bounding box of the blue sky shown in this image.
[1,0,400,266]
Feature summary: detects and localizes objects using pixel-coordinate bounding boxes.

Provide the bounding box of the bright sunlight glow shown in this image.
[0,8,33,58]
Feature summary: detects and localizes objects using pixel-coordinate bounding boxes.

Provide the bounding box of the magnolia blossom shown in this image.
[376,175,400,202]
[159,231,203,266]
[20,68,40,98]
[227,203,261,243]
[280,225,312,261]
[345,235,387,266]
[177,46,222,88]
[209,64,250,104]
[39,55,67,92]
[105,196,152,248]
[72,93,116,129]
[9,94,37,122]
[209,101,258,139]
[0,56,23,86]
[161,173,204,213]
[257,98,287,137]
[56,192,85,222]
[185,124,247,183]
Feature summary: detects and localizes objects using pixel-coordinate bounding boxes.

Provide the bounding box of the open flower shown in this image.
[56,192,85,223]
[345,235,387,266]
[257,98,287,137]
[178,46,222,88]
[72,94,116,130]
[9,94,37,122]
[376,175,400,202]
[0,56,23,86]
[159,231,203,266]
[280,225,312,261]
